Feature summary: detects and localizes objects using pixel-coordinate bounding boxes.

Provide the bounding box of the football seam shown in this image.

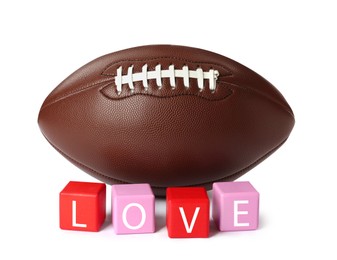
[45,134,288,190]
[235,84,295,118]
[100,56,293,115]
[41,77,293,119]
[101,56,233,77]
[41,69,293,119]
[40,79,114,110]
[40,79,235,112]
[99,81,234,101]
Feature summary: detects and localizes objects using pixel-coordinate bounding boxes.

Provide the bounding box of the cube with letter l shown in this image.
[59,181,106,232]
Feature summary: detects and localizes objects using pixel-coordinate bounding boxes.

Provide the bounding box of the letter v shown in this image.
[179,207,200,233]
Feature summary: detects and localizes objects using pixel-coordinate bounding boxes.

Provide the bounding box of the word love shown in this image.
[59,181,259,238]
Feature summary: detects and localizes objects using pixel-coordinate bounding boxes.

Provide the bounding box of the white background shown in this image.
[1,0,336,259]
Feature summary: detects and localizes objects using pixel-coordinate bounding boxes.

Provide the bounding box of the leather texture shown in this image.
[38,45,295,196]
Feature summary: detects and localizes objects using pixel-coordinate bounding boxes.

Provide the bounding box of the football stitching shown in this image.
[99,82,234,101]
[101,56,233,77]
[41,58,233,110]
[100,57,234,99]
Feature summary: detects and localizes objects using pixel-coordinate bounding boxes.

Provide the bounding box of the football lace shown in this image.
[115,64,219,94]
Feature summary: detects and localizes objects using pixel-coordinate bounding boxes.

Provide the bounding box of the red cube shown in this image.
[59,181,106,232]
[166,187,209,238]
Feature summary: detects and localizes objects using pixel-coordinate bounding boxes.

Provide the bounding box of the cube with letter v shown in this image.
[166,187,209,238]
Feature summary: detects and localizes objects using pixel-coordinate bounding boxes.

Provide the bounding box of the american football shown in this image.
[38,45,295,196]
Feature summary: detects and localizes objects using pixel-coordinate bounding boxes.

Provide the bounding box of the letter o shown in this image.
[122,203,146,230]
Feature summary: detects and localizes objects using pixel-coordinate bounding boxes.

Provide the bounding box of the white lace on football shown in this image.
[115,65,219,94]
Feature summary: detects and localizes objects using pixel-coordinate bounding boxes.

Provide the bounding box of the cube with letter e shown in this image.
[212,181,259,231]
[166,187,209,238]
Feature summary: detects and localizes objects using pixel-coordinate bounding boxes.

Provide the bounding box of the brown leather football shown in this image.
[38,45,295,196]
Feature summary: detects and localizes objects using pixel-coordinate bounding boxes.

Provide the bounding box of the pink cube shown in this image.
[212,181,259,231]
[111,183,155,234]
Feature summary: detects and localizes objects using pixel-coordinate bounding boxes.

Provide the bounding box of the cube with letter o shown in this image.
[111,183,155,234]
